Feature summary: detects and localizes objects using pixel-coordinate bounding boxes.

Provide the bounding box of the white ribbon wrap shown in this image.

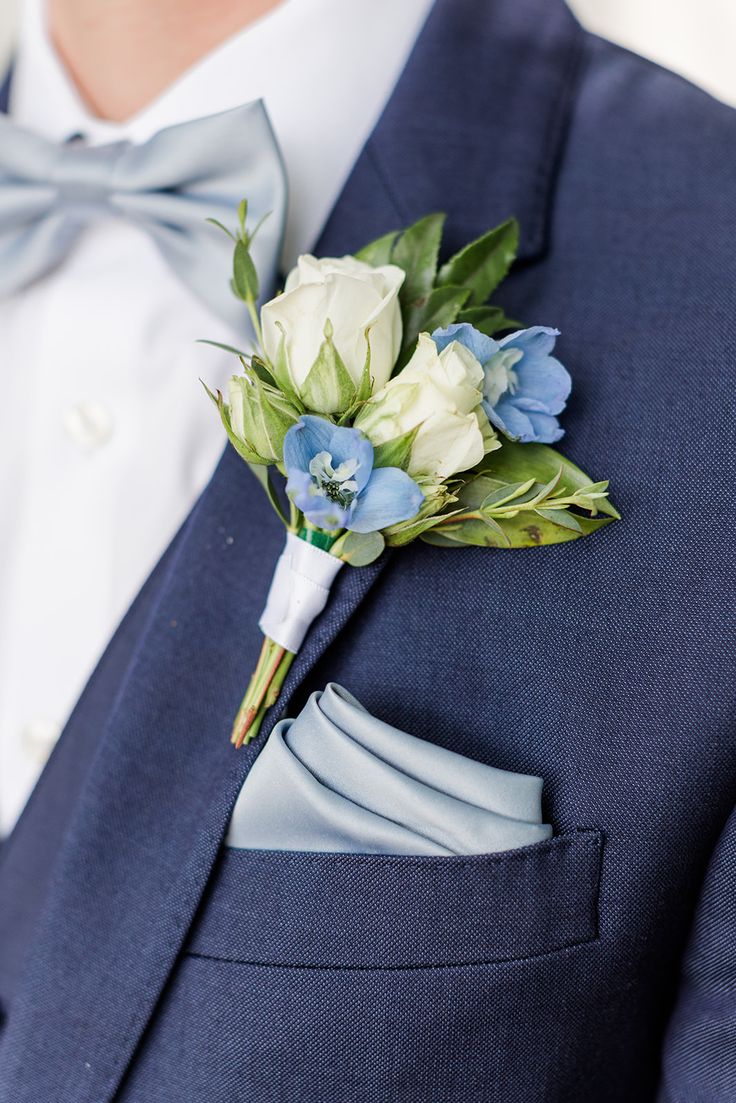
[259,531,345,653]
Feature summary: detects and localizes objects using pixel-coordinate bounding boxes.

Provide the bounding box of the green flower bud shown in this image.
[227,372,300,464]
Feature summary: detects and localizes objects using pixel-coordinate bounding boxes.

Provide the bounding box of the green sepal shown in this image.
[355,327,374,404]
[371,426,419,470]
[300,320,359,414]
[202,381,268,466]
[455,305,522,335]
[437,218,519,306]
[355,229,400,267]
[233,239,259,302]
[270,325,303,408]
[331,530,385,566]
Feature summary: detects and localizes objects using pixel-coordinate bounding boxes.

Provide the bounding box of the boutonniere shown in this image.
[205,204,620,746]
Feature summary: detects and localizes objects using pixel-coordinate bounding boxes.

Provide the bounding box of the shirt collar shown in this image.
[10,0,434,264]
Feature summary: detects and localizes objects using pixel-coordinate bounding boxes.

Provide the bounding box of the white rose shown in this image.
[355,333,499,479]
[260,254,405,414]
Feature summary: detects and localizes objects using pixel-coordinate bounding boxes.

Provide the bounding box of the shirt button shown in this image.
[63,400,114,451]
[22,717,62,765]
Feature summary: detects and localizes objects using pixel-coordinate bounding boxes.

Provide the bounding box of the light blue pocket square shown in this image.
[226,683,551,855]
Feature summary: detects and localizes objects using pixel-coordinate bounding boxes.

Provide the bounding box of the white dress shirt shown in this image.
[0,0,433,835]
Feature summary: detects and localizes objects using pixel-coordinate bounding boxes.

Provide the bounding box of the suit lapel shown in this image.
[0,68,11,114]
[0,2,584,1099]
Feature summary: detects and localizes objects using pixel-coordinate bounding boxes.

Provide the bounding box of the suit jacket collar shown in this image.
[318,0,584,261]
[0,68,10,114]
[0,2,584,1099]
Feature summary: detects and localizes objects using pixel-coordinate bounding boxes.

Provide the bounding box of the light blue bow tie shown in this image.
[0,99,288,330]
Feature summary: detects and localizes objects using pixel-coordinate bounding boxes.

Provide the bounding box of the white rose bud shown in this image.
[355,333,499,479]
[261,255,405,415]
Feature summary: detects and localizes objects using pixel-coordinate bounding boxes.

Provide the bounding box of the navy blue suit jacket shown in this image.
[1,1,735,1099]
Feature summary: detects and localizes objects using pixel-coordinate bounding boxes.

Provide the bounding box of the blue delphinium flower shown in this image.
[432,322,572,444]
[283,415,424,533]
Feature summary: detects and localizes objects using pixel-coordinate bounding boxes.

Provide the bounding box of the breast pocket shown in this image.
[188,829,603,969]
[122,831,604,1103]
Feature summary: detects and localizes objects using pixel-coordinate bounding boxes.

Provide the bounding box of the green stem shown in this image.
[298,524,338,551]
[245,293,265,356]
[231,637,295,748]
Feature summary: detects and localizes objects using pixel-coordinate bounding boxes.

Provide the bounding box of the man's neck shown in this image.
[48,0,285,121]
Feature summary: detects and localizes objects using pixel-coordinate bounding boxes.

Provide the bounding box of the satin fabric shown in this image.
[0,99,287,329]
[227,683,551,854]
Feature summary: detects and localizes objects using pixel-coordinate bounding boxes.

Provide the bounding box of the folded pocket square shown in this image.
[226,683,551,855]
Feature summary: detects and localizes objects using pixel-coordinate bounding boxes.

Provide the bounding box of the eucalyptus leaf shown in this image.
[334,530,385,566]
[355,229,400,267]
[438,218,519,306]
[393,213,446,307]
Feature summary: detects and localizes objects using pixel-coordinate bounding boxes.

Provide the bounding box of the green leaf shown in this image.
[249,462,290,526]
[421,511,614,549]
[372,427,419,470]
[197,338,250,358]
[355,229,400,267]
[383,510,458,547]
[333,530,385,567]
[456,305,522,335]
[233,240,259,302]
[203,381,290,525]
[534,507,583,533]
[393,213,446,307]
[205,217,236,241]
[480,479,536,510]
[437,218,519,306]
[299,321,357,414]
[477,440,620,519]
[398,285,470,370]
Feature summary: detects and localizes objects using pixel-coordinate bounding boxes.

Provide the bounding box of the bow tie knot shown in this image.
[51,140,130,210]
[0,100,288,330]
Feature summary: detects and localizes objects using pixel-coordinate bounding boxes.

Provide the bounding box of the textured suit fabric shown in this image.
[0,1,735,1100]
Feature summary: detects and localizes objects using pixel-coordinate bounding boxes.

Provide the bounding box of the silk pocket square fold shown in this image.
[227,684,551,855]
